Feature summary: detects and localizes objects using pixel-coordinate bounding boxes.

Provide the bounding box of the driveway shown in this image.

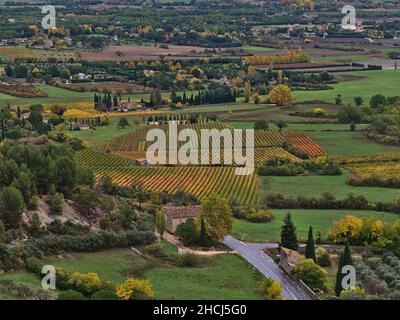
[223,235,312,300]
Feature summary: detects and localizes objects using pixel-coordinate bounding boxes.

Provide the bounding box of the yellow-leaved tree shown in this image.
[195,193,233,244]
[268,84,293,106]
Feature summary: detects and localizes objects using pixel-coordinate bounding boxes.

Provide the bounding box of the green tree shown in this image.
[56,157,77,196]
[280,212,298,250]
[200,218,210,247]
[305,225,316,262]
[28,212,44,237]
[335,243,354,296]
[155,209,166,238]
[0,219,5,243]
[0,186,24,226]
[118,117,130,129]
[176,218,199,246]
[354,96,363,107]
[50,192,64,215]
[197,193,233,244]
[118,201,136,230]
[11,166,36,204]
[254,120,269,131]
[370,94,386,109]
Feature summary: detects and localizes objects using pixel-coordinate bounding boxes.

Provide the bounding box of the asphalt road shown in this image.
[223,235,312,300]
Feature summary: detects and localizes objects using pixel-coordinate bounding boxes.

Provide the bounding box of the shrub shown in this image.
[116,278,154,300]
[340,287,366,300]
[67,272,102,296]
[91,289,118,300]
[25,256,43,274]
[257,277,282,300]
[316,247,331,267]
[176,253,204,267]
[58,290,86,300]
[292,259,328,291]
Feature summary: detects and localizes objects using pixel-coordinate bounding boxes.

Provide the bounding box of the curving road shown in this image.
[223,235,311,300]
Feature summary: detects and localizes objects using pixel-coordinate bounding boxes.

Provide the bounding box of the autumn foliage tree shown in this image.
[268,85,293,106]
[196,193,233,244]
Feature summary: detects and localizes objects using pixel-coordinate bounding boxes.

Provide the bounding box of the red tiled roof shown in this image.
[163,206,200,219]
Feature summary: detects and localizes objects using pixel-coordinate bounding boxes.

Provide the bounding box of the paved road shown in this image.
[223,235,311,300]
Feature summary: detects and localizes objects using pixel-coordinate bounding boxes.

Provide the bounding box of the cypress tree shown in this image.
[200,218,207,247]
[305,225,316,262]
[280,212,298,250]
[335,243,354,296]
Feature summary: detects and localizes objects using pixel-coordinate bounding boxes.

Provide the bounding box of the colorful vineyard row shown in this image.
[112,147,301,167]
[74,149,259,204]
[282,131,325,157]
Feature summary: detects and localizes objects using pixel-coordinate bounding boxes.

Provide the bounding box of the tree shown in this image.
[254,120,269,130]
[155,209,166,238]
[196,193,233,244]
[27,111,43,130]
[28,212,44,237]
[305,226,316,262]
[335,243,354,296]
[118,117,130,129]
[55,156,76,196]
[354,96,363,107]
[0,186,24,227]
[200,218,210,247]
[176,218,199,246]
[244,81,251,103]
[0,219,5,243]
[50,192,64,215]
[275,120,287,132]
[370,94,386,109]
[268,85,293,106]
[118,201,136,230]
[292,259,327,291]
[60,68,71,81]
[280,212,298,250]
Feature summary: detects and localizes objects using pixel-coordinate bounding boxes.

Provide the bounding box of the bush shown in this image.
[91,289,118,300]
[58,290,86,300]
[292,259,328,291]
[176,253,204,267]
[116,278,153,300]
[316,247,331,267]
[24,256,43,274]
[257,277,282,300]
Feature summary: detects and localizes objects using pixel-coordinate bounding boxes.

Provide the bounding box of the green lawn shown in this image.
[306,130,400,156]
[233,209,398,242]
[0,248,262,300]
[258,174,400,203]
[293,70,400,104]
[66,118,146,147]
[146,254,263,300]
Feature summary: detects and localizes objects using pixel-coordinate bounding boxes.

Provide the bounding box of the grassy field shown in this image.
[293,70,400,104]
[306,130,400,156]
[66,118,146,147]
[0,247,262,300]
[258,174,400,203]
[146,254,263,300]
[233,209,398,242]
[227,122,369,131]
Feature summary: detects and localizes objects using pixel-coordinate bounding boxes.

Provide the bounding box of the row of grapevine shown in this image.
[74,149,259,204]
[282,131,325,157]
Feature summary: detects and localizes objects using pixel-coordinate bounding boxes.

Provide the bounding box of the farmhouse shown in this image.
[163,205,200,233]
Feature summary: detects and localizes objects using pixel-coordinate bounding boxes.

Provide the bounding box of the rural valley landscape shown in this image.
[0,0,400,306]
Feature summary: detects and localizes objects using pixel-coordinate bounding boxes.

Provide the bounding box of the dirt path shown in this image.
[159,232,232,256]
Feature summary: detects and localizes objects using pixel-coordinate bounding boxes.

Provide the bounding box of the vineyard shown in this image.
[346,162,400,179]
[101,124,324,161]
[74,149,259,204]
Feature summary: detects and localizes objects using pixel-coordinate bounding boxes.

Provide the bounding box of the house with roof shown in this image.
[163,205,200,233]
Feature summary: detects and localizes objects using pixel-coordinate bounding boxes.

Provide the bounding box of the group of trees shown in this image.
[170,84,236,107]
[0,143,77,227]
